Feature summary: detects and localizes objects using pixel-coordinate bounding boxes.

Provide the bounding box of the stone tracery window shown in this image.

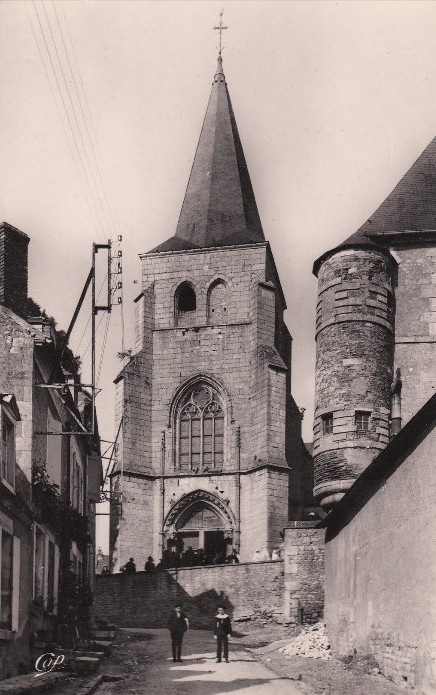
[177,384,224,472]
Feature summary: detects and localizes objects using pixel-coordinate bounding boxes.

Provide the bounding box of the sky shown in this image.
[2,0,436,550]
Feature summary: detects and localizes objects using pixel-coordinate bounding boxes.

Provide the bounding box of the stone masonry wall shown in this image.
[0,308,34,483]
[283,523,325,624]
[94,560,285,629]
[110,474,155,573]
[393,244,436,426]
[324,420,436,691]
[112,243,301,564]
[144,245,276,477]
[314,248,395,508]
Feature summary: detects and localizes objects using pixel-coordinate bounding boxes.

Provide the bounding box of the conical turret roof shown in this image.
[358,135,436,236]
[150,56,265,253]
[314,136,436,275]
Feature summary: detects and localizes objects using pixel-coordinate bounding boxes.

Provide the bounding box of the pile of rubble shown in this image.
[279,622,332,661]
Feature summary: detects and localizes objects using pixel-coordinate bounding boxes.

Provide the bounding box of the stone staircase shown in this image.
[29,622,119,681]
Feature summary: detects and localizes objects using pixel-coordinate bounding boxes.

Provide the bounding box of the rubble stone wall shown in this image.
[94,560,284,629]
[314,248,395,509]
[283,523,325,624]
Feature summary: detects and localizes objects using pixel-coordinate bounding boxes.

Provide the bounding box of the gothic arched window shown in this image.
[177,384,224,472]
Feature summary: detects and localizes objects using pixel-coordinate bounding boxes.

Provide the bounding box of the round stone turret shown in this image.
[313,245,396,510]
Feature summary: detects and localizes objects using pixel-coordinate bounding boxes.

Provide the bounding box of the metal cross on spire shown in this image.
[213,10,228,56]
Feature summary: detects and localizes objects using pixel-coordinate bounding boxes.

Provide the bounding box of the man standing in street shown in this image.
[213,604,232,663]
[167,603,189,663]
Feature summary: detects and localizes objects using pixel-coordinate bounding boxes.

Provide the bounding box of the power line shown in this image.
[40,1,109,241]
[31,2,107,240]
[28,2,127,405]
[52,1,116,237]
[57,1,120,235]
[73,271,109,354]
[26,3,104,238]
[97,312,111,386]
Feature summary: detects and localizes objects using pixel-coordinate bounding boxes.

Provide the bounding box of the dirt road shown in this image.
[96,628,306,695]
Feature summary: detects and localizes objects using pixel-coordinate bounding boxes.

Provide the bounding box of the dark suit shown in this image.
[214,614,232,661]
[167,611,188,661]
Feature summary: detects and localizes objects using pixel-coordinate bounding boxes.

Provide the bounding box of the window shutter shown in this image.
[32,523,36,598]
[43,535,49,606]
[12,536,20,632]
[53,545,60,615]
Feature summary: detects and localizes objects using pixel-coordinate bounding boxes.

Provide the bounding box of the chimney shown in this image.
[0,222,30,320]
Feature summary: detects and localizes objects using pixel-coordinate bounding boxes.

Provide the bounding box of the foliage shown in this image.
[57,567,94,624]
[33,461,93,626]
[27,297,81,376]
[32,462,91,549]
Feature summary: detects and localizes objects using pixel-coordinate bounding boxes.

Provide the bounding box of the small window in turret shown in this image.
[322,413,333,434]
[355,411,371,431]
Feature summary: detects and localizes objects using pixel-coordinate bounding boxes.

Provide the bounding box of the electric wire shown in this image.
[57,1,120,236]
[40,2,109,241]
[31,2,107,241]
[28,2,126,452]
[52,1,116,237]
[97,312,111,386]
[72,271,109,355]
[26,3,105,239]
[102,417,123,488]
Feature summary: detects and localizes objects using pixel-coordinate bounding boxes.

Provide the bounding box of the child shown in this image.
[213,604,232,663]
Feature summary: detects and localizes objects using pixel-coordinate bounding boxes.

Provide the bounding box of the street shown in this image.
[96,628,306,695]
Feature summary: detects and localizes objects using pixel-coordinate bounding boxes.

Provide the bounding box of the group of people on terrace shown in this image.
[100,544,284,574]
[142,547,240,571]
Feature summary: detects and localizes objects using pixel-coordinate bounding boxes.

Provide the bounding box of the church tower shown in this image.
[110,55,306,568]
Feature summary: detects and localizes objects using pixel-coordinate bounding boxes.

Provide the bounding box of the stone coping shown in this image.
[96,559,284,577]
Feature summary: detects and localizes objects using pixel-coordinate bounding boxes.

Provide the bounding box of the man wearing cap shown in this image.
[167,603,189,663]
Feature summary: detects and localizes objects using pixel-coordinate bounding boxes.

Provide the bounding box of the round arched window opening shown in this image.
[175,282,197,325]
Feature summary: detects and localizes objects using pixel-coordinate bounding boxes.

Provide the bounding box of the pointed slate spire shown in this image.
[173,55,265,249]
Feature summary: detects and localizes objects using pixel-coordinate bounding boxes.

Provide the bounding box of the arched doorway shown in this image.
[164,491,235,566]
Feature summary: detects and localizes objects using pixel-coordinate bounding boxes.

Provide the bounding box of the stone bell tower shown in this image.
[110,54,307,569]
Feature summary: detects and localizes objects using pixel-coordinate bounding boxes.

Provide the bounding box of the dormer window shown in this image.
[175,282,196,326]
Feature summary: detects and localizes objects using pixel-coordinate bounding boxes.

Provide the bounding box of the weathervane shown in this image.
[213,10,228,56]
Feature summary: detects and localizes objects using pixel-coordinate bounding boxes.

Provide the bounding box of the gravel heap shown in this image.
[279,622,332,661]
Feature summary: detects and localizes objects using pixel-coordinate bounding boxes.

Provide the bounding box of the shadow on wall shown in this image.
[95,571,235,629]
[94,562,285,629]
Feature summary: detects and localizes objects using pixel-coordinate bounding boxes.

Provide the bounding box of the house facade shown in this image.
[0,222,102,679]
